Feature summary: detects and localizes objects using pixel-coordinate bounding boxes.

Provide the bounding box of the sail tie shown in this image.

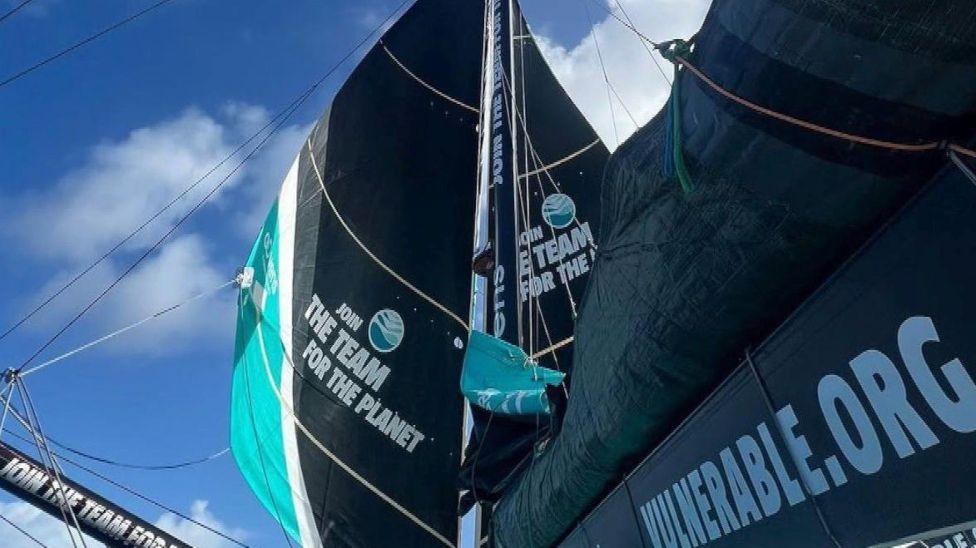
[306,139,470,332]
[380,42,480,114]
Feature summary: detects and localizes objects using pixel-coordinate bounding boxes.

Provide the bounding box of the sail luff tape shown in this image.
[305,139,470,332]
[380,43,480,114]
[244,299,456,548]
[518,138,601,180]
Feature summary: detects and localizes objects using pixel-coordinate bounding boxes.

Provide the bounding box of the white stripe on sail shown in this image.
[278,155,323,548]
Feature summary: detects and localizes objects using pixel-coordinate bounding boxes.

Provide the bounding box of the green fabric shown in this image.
[230,200,300,543]
[460,331,565,415]
[664,39,694,195]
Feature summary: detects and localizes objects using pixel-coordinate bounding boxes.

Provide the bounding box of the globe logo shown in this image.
[368,309,404,353]
[541,193,576,229]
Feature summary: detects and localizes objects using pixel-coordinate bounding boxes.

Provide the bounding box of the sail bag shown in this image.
[492,0,976,545]
[230,1,482,546]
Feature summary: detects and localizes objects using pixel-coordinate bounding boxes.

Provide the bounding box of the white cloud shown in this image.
[24,234,236,357]
[0,499,247,548]
[8,103,307,356]
[0,500,101,547]
[17,107,244,262]
[534,0,711,149]
[155,500,249,548]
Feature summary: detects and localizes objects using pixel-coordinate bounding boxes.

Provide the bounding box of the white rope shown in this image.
[380,43,480,114]
[950,149,976,188]
[242,295,456,548]
[528,336,574,362]
[517,138,601,180]
[305,138,470,331]
[20,280,235,378]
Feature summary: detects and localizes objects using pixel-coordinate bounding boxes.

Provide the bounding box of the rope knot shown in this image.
[657,38,693,64]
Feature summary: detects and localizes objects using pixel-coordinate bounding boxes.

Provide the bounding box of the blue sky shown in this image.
[0,0,707,545]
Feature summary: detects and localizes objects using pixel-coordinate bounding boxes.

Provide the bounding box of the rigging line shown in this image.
[609,81,639,129]
[500,73,596,249]
[595,4,976,159]
[0,509,49,548]
[609,0,671,85]
[953,144,976,159]
[5,411,250,548]
[17,381,88,548]
[527,152,578,319]
[949,149,976,188]
[380,43,480,113]
[14,380,86,548]
[517,138,601,180]
[0,0,37,25]
[0,108,289,345]
[20,429,229,471]
[0,0,176,89]
[12,85,312,376]
[516,13,535,355]
[0,383,13,437]
[305,138,470,332]
[0,0,412,349]
[512,81,580,329]
[242,298,456,548]
[18,279,235,378]
[528,336,573,361]
[7,382,79,548]
[580,0,619,147]
[673,53,950,153]
[585,0,660,48]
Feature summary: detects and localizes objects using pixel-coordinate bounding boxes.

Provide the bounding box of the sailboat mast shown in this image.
[488,0,521,349]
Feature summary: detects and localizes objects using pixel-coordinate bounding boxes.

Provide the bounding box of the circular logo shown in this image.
[368,309,404,353]
[541,193,576,229]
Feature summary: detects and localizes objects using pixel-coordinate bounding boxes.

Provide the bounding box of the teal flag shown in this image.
[461,331,566,415]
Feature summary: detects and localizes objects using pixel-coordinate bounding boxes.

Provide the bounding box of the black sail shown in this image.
[231,1,483,546]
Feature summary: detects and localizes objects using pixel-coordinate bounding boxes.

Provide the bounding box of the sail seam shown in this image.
[380,43,480,114]
[517,138,601,179]
[306,138,470,331]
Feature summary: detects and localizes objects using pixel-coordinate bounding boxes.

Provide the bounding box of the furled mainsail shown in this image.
[230,0,482,546]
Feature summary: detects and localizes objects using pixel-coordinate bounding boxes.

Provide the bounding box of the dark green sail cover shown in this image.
[231,1,482,546]
[493,0,976,546]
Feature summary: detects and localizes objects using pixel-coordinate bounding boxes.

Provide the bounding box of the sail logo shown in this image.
[368,309,404,353]
[541,194,576,229]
